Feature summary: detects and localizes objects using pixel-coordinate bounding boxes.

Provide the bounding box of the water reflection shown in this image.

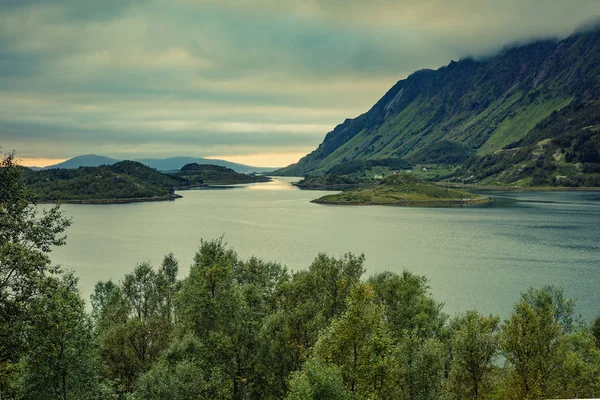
[245,176,301,191]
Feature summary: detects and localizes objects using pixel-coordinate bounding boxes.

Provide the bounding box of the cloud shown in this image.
[1,0,600,165]
[0,0,145,21]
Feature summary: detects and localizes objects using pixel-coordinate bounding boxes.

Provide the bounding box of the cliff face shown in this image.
[277,28,600,186]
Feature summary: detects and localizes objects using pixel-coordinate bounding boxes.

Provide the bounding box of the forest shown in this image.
[2,151,600,400]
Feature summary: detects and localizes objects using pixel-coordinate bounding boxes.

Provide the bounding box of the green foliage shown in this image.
[499,286,599,399]
[93,259,178,394]
[295,175,360,189]
[252,252,364,399]
[169,163,270,186]
[286,359,350,400]
[312,284,404,399]
[593,314,600,347]
[409,141,475,165]
[458,101,600,187]
[16,273,100,400]
[133,335,231,400]
[368,271,446,339]
[174,238,289,399]
[326,158,411,175]
[446,311,500,400]
[397,335,447,400]
[0,151,71,396]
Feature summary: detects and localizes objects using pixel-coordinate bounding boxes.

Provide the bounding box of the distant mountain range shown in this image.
[134,157,275,173]
[277,26,600,187]
[39,154,275,174]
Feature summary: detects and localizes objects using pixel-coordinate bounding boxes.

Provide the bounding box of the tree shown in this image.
[396,335,446,400]
[286,359,350,400]
[93,261,175,393]
[368,271,446,339]
[158,252,179,322]
[0,151,71,397]
[174,239,289,399]
[17,273,100,400]
[173,239,241,398]
[175,238,239,338]
[254,311,301,399]
[593,314,600,347]
[500,287,573,399]
[133,335,230,400]
[312,283,405,399]
[552,330,600,399]
[255,253,365,398]
[446,311,500,400]
[90,280,123,323]
[280,253,365,352]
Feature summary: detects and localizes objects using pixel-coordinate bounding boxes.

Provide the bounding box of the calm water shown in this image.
[49,177,600,320]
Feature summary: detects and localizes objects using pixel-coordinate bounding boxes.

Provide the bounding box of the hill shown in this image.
[168,163,271,186]
[135,157,275,174]
[295,175,362,189]
[313,174,491,206]
[277,27,600,187]
[24,161,179,203]
[23,161,272,202]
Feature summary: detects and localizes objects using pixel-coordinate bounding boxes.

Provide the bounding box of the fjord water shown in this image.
[50,178,600,320]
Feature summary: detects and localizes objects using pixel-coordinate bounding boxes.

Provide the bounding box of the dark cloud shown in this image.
[1,0,600,164]
[0,0,144,21]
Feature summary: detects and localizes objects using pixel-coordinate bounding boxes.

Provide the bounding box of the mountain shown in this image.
[43,155,275,174]
[134,157,274,173]
[44,154,119,169]
[277,27,600,187]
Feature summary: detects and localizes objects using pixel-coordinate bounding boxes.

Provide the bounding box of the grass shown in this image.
[313,174,490,206]
[478,96,572,154]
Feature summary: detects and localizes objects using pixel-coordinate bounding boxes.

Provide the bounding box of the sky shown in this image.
[1,0,600,167]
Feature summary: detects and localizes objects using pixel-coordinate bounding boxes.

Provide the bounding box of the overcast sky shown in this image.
[1,0,600,167]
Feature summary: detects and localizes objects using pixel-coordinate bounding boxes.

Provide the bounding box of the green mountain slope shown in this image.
[457,100,600,186]
[277,28,600,186]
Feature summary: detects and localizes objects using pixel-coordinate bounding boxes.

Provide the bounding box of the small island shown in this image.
[170,163,271,186]
[24,161,271,203]
[312,174,492,206]
[294,175,362,189]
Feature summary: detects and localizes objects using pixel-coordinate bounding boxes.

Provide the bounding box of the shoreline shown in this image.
[37,194,183,205]
[436,183,600,192]
[311,196,493,207]
[297,182,600,192]
[34,179,274,204]
[294,183,372,190]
